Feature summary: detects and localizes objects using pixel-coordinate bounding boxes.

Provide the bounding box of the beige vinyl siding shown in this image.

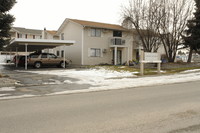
[54,21,83,65]
[83,28,113,65]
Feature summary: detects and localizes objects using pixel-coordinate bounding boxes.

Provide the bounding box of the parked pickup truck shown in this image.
[28,53,71,68]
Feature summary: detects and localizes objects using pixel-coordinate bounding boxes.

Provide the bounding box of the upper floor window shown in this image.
[113,30,122,37]
[17,33,26,38]
[91,28,101,37]
[61,33,64,40]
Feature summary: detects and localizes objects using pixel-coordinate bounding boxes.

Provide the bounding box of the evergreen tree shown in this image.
[0,0,16,50]
[184,0,200,62]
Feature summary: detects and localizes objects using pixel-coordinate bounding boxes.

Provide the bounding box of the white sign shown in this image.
[144,52,161,62]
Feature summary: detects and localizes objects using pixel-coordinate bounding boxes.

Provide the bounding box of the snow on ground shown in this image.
[0,95,36,100]
[21,68,200,95]
[0,94,10,97]
[180,69,200,73]
[0,87,15,91]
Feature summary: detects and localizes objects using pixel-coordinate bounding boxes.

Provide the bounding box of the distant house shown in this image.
[10,27,43,39]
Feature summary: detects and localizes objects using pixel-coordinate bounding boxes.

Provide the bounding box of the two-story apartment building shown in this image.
[10,27,43,39]
[50,19,136,65]
[9,19,164,66]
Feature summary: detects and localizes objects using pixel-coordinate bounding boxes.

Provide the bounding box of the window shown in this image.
[61,33,64,40]
[29,53,40,58]
[48,54,56,58]
[35,35,41,39]
[113,30,122,37]
[90,48,101,57]
[17,33,23,38]
[41,53,48,58]
[61,50,64,57]
[56,51,60,57]
[91,28,101,37]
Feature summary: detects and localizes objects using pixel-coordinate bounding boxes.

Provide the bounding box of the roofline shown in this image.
[56,18,128,35]
[11,27,42,35]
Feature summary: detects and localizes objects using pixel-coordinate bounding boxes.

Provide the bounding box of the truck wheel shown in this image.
[60,61,68,68]
[34,62,42,69]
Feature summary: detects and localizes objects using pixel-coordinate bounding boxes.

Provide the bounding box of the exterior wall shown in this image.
[54,21,83,65]
[83,28,112,65]
[11,31,42,39]
[83,28,134,65]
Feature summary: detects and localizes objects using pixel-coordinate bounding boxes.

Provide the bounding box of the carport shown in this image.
[5,38,75,69]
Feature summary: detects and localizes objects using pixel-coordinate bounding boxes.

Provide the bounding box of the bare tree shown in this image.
[121,0,163,52]
[158,0,194,62]
[121,0,193,62]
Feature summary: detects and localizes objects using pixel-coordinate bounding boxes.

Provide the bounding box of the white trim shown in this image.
[141,60,162,63]
[10,38,75,45]
[81,27,84,65]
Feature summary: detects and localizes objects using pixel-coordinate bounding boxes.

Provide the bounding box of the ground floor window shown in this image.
[90,48,101,57]
[56,51,60,57]
[61,50,64,58]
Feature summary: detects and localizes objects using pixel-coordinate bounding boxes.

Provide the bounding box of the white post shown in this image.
[16,47,18,68]
[157,62,161,74]
[127,47,129,66]
[63,45,66,68]
[140,50,144,76]
[9,49,11,64]
[114,47,117,65]
[25,44,28,70]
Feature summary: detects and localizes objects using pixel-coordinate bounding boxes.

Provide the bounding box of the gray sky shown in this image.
[10,0,127,30]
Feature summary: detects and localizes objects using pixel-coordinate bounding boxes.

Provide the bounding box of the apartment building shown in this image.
[49,19,138,65]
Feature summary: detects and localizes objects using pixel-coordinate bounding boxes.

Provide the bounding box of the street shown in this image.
[0,80,200,133]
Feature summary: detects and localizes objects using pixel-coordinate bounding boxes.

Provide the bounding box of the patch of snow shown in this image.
[0,94,10,97]
[0,94,36,100]
[18,68,200,96]
[181,69,200,73]
[0,87,15,91]
[64,80,74,84]
[43,79,62,85]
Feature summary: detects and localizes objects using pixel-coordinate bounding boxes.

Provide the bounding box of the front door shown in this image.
[113,50,122,65]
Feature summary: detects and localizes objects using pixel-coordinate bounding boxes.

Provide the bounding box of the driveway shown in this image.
[0,64,94,99]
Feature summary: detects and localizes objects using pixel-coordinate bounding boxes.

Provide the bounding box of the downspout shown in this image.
[81,26,85,65]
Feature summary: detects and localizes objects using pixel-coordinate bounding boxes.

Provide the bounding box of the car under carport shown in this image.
[5,38,75,69]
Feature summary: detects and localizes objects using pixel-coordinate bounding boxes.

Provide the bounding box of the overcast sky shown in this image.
[10,0,128,30]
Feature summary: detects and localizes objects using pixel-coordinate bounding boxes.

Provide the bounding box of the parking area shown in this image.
[0,64,94,99]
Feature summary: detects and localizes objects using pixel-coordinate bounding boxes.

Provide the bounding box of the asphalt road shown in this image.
[1,81,200,133]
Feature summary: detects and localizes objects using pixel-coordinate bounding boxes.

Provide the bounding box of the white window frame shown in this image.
[91,28,101,37]
[90,48,101,57]
[61,33,64,40]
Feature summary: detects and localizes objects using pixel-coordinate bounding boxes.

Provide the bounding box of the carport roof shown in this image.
[5,38,75,52]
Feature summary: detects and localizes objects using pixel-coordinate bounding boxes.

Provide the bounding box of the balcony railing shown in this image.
[110,37,126,46]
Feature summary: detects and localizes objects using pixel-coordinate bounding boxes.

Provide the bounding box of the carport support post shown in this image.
[16,47,18,68]
[114,47,117,65]
[63,45,66,68]
[25,44,28,70]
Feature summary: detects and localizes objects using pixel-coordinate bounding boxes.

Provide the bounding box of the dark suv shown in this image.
[28,53,71,68]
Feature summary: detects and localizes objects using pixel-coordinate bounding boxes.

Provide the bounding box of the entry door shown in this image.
[113,50,122,65]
